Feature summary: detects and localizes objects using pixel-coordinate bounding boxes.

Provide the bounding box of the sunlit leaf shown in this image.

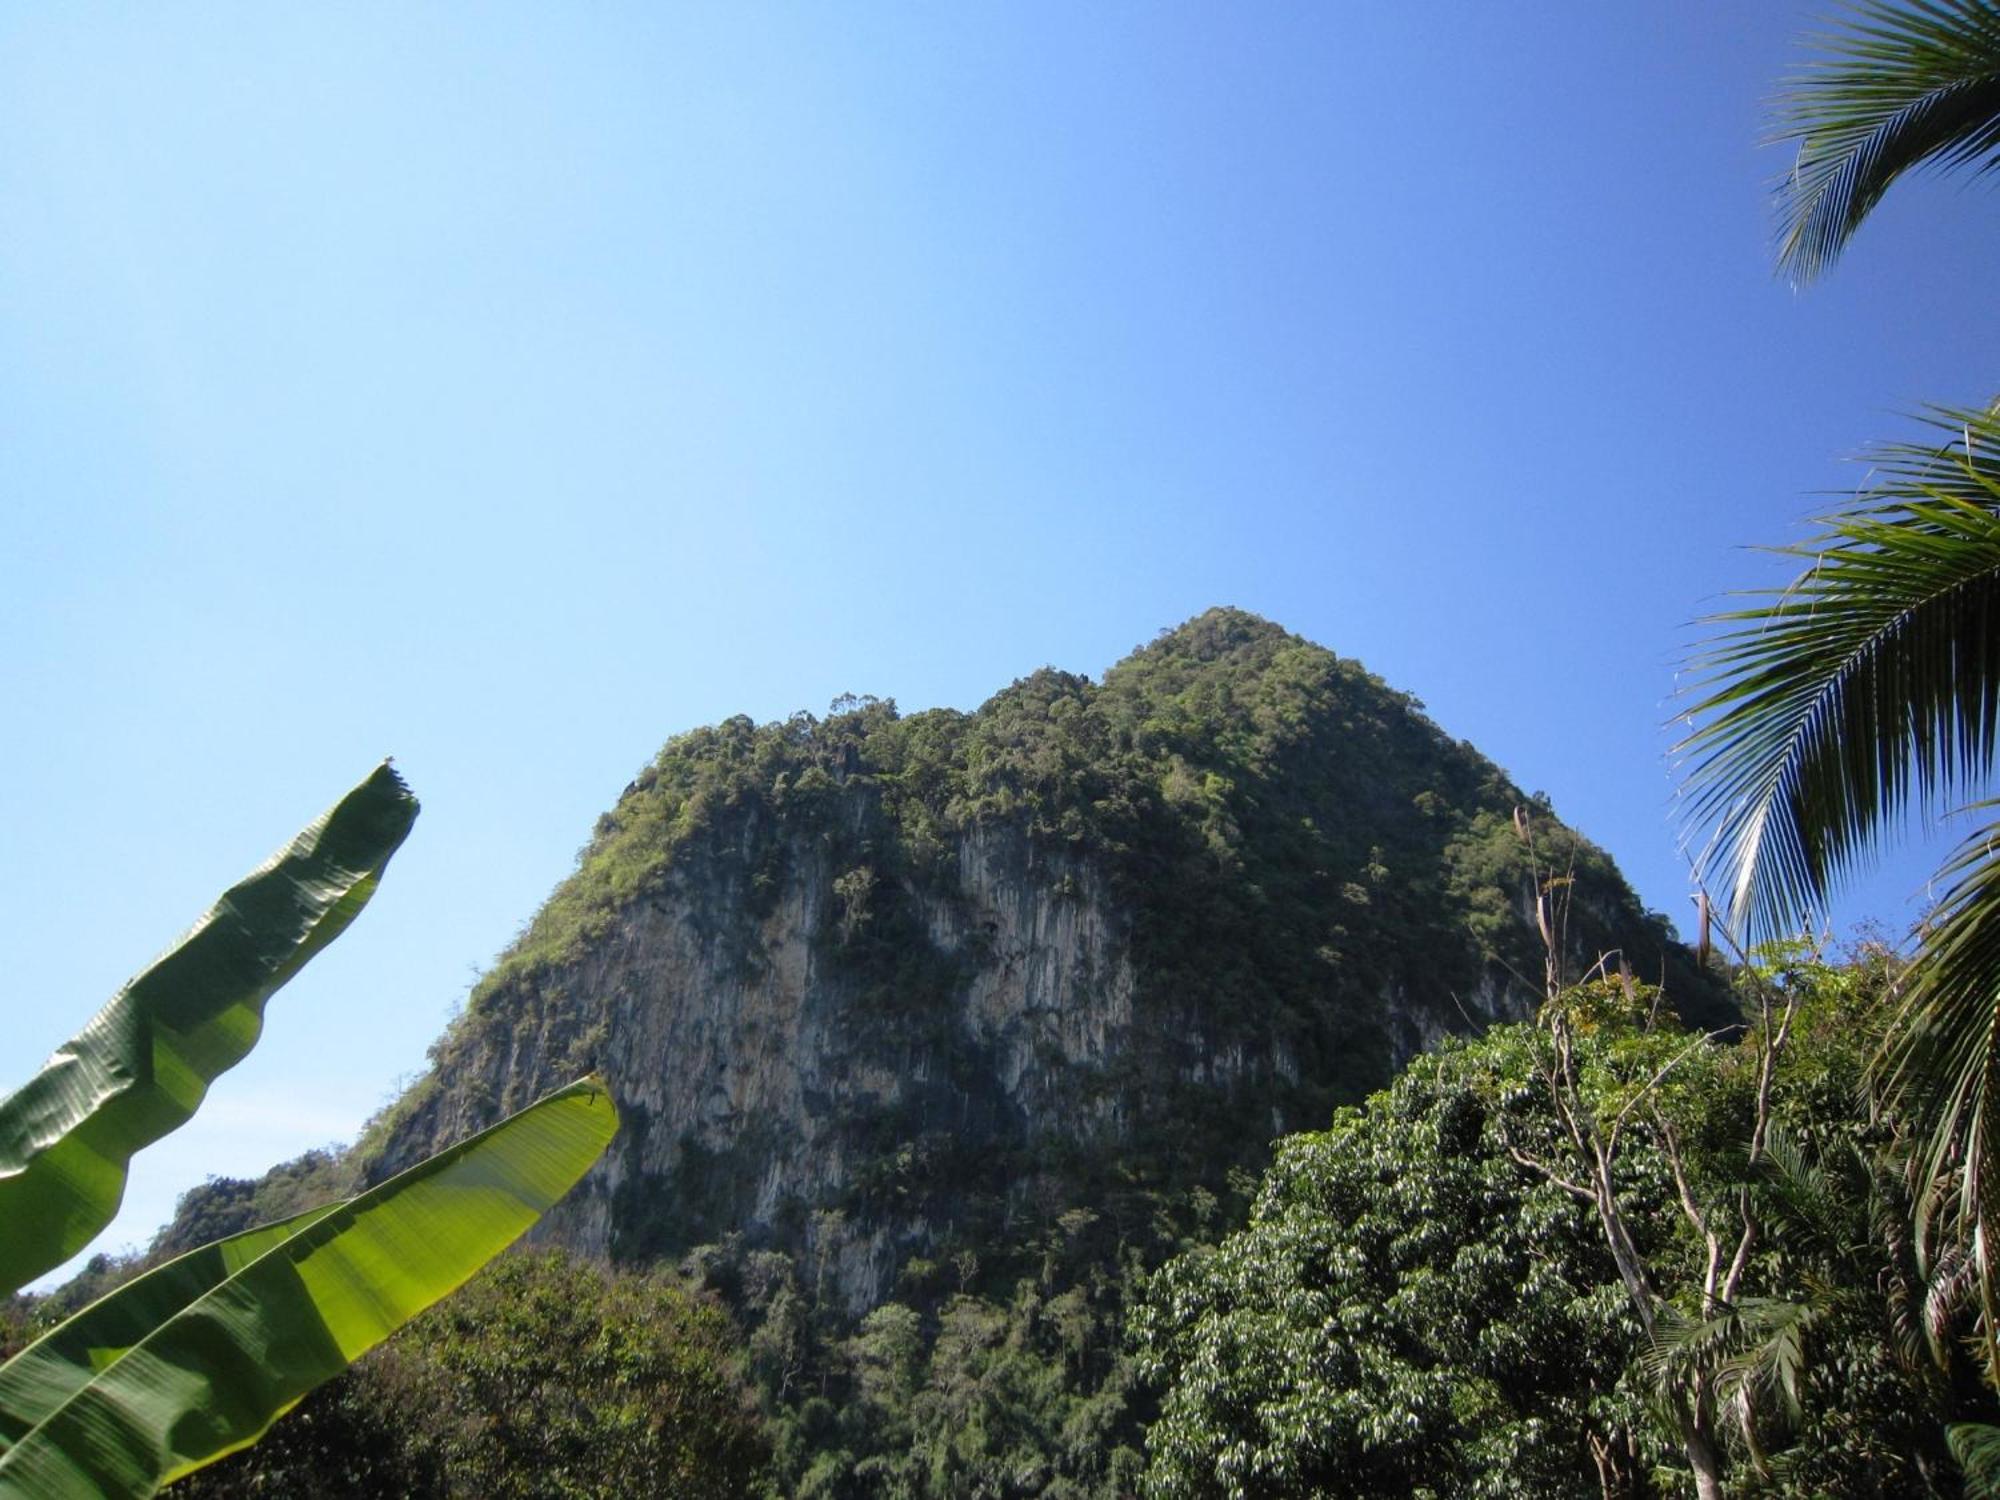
[0,1204,342,1451]
[0,764,419,1297]
[0,1075,617,1498]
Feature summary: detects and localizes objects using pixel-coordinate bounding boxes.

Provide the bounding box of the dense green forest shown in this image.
[18,938,1992,1496]
[1137,949,1995,1497]
[5,612,1737,1497]
[14,621,1982,1494]
[424,603,1715,1109]
[262,607,1718,1497]
[373,606,1717,1275]
[12,586,1994,1495]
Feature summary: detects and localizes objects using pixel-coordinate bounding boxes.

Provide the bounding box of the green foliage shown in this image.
[1133,956,1984,1498]
[1703,953,1978,1495]
[0,770,623,1499]
[656,1170,1266,1498]
[427,611,1717,1283]
[0,763,419,1297]
[1677,401,2000,1383]
[1773,0,2000,283]
[0,1080,618,1498]
[380,610,1721,1493]
[151,1148,356,1261]
[691,1231,1151,1499]
[1677,418,2000,942]
[1700,1,2000,1395]
[449,610,1710,1050]
[174,1249,767,1499]
[1949,1423,2000,1495]
[1133,1028,1665,1499]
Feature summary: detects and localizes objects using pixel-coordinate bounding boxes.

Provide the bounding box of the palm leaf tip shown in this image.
[1773,0,2000,282]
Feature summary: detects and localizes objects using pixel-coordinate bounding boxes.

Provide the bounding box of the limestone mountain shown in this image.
[355,607,1721,1312]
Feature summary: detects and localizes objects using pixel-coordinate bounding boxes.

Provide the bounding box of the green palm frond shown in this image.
[1949,1420,2000,1495]
[1863,1146,1941,1371]
[1880,808,2000,1362]
[1925,1238,1979,1361]
[1645,1297,1817,1432]
[1754,1125,1867,1260]
[1727,1303,1814,1431]
[1677,409,2000,941]
[1775,0,2000,282]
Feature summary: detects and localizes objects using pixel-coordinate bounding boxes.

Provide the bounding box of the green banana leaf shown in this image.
[0,1203,344,1452]
[0,763,420,1296]
[0,1075,618,1498]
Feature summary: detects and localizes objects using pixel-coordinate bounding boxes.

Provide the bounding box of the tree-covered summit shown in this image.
[451,605,1717,1068]
[134,611,1732,1500]
[401,607,1722,1263]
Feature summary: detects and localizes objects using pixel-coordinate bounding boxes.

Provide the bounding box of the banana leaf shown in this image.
[0,764,420,1296]
[0,1075,618,1497]
[0,1203,343,1451]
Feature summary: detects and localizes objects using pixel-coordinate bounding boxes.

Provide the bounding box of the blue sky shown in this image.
[7,4,2000,1278]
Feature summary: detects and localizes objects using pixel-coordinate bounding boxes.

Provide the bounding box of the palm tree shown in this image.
[1680,0,2000,1382]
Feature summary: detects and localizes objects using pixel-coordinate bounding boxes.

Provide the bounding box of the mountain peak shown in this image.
[360,615,1718,1303]
[1134,606,1298,664]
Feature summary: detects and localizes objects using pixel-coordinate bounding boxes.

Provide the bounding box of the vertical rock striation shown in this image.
[365,609,1722,1311]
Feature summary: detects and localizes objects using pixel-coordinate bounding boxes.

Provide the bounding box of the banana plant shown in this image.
[0,1077,617,1496]
[0,763,419,1296]
[0,767,621,1495]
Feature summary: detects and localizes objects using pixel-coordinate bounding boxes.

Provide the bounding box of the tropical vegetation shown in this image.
[0,768,616,1497]
[171,1250,766,1499]
[370,611,1715,1495]
[1135,945,1993,1497]
[1679,0,2000,1402]
[19,6,2000,1496]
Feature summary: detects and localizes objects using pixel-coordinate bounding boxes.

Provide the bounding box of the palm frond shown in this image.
[1924,1237,1979,1362]
[1754,1125,1855,1257]
[1677,409,2000,941]
[1879,807,2000,1382]
[1775,0,2000,282]
[1949,1420,2000,1495]
[1733,1302,1813,1430]
[1645,1296,1817,1435]
[1867,1149,1940,1370]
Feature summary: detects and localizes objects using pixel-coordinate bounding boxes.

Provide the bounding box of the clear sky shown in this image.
[7,4,1999,1281]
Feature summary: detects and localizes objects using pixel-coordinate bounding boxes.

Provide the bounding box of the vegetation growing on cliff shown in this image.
[325,609,1724,1495]
[110,615,1739,1497]
[462,610,1701,1029]
[424,608,1715,1178]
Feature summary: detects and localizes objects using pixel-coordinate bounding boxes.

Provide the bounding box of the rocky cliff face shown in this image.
[366,609,1721,1312]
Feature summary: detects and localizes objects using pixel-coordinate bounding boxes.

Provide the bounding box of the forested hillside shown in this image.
[14,0,2000,1493]
[138,608,1730,1495]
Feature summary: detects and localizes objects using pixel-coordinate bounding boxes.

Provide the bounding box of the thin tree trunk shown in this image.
[1683,1414,1726,1500]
